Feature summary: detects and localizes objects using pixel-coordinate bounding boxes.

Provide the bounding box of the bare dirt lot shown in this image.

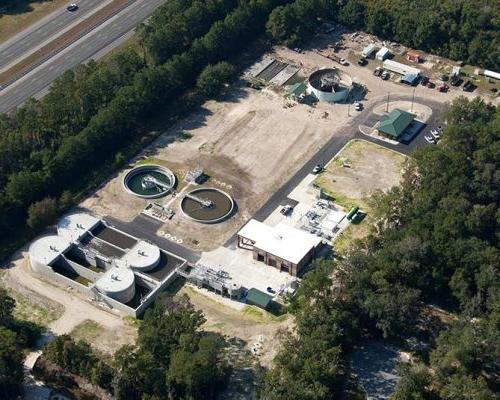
[315,139,407,253]
[181,286,291,367]
[315,139,407,209]
[78,31,492,252]
[82,82,354,250]
[70,319,137,355]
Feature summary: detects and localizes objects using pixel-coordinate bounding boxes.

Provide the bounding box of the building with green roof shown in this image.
[378,109,415,138]
[246,288,273,310]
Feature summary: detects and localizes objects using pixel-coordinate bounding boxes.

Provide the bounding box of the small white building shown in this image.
[362,43,377,58]
[376,47,390,61]
[383,59,421,76]
[237,219,322,276]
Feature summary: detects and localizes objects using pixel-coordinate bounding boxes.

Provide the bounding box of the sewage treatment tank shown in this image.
[181,188,235,223]
[123,164,175,199]
[95,265,136,303]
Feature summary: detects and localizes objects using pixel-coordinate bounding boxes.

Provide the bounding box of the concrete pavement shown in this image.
[0,0,168,113]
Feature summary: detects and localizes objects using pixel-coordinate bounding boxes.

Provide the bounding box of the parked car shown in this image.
[381,71,390,80]
[430,129,440,139]
[280,205,294,216]
[266,287,276,294]
[438,83,448,92]
[354,102,363,111]
[450,75,462,86]
[67,3,78,11]
[312,164,322,174]
[420,76,429,85]
[339,58,348,66]
[357,57,367,66]
[424,135,435,144]
[426,81,436,88]
[440,74,449,81]
[373,67,382,76]
[463,80,475,92]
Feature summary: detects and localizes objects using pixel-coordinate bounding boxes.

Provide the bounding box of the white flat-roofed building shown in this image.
[237,219,322,276]
[383,60,421,76]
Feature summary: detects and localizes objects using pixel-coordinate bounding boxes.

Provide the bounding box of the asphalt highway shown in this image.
[0,0,167,113]
[0,0,106,71]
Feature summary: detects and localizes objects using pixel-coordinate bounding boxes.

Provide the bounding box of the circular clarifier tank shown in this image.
[123,164,175,199]
[122,241,160,272]
[95,266,135,304]
[181,187,235,223]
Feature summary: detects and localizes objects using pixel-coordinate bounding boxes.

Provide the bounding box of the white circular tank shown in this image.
[307,68,353,103]
[95,266,135,303]
[228,282,243,298]
[121,241,160,271]
[58,212,100,241]
[29,235,71,274]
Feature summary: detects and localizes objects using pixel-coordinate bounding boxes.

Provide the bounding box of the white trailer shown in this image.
[362,43,377,58]
[383,60,421,76]
[376,47,390,61]
[484,69,500,80]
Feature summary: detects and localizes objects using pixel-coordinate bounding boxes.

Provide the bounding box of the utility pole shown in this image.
[411,86,416,112]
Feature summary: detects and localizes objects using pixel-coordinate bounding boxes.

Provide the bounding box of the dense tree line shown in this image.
[266,0,500,69]
[41,295,229,400]
[266,0,338,46]
[0,0,292,260]
[0,288,42,398]
[261,97,500,399]
[138,0,240,65]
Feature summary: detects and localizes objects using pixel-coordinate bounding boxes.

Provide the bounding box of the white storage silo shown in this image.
[95,266,136,303]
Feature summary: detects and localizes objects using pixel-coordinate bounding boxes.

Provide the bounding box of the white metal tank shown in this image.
[95,266,135,303]
[29,235,71,274]
[121,241,160,271]
[228,282,243,298]
[57,212,100,241]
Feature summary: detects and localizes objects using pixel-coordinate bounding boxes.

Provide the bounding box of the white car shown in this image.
[67,3,78,11]
[312,164,322,174]
[339,58,348,66]
[424,135,435,144]
[354,102,362,111]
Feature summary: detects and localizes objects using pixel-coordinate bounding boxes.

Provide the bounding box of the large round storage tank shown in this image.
[95,266,135,303]
[122,241,160,272]
[307,68,353,103]
[28,235,71,274]
[57,212,100,241]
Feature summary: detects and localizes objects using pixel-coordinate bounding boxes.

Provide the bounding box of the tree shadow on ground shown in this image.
[0,0,54,17]
[205,333,261,400]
